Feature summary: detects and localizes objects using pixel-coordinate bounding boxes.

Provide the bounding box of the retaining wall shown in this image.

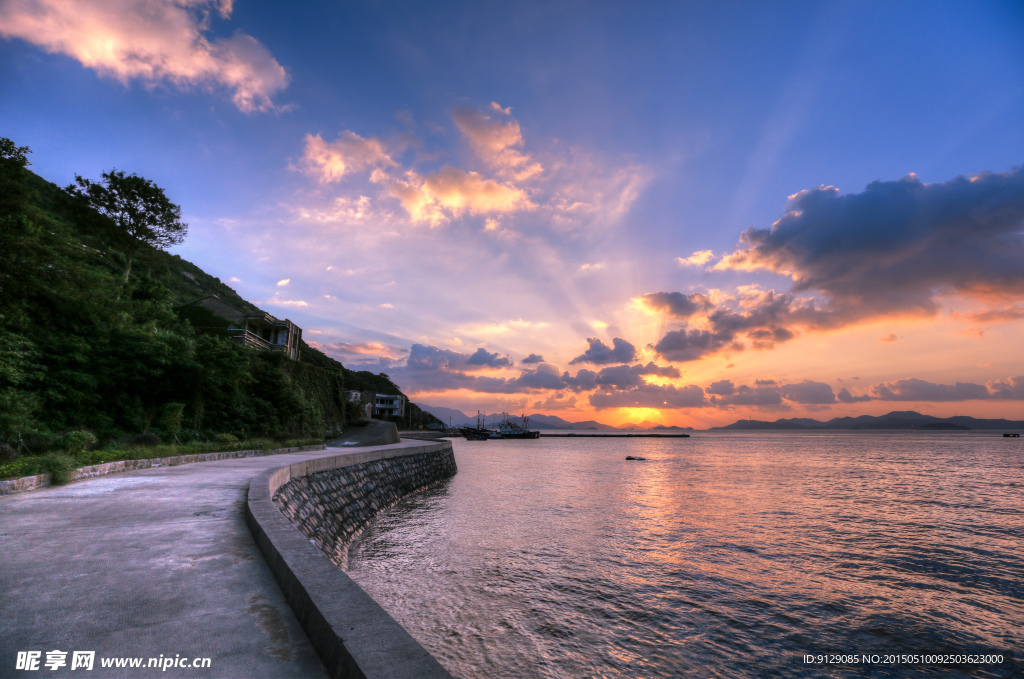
[245,440,456,679]
[274,446,457,568]
[0,445,327,496]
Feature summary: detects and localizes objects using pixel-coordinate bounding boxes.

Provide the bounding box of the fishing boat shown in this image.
[460,411,501,439]
[496,414,540,439]
[460,412,539,439]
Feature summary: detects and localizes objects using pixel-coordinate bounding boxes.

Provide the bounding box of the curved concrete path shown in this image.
[0,443,420,678]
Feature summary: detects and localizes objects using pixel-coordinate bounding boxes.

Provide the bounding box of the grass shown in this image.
[0,437,324,482]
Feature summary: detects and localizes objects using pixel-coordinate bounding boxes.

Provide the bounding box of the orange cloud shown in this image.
[966,304,1024,323]
[293,105,650,234]
[677,250,715,267]
[328,341,397,355]
[298,132,395,183]
[388,166,534,226]
[452,106,542,180]
[0,0,288,112]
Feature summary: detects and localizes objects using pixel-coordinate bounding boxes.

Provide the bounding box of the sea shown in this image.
[345,431,1023,678]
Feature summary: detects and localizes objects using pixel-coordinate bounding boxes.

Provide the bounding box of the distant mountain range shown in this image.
[418,406,696,431]
[711,410,1024,431]
[420,405,616,430]
[421,406,1022,432]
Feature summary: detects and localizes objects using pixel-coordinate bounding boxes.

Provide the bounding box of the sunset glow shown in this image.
[3,0,1022,426]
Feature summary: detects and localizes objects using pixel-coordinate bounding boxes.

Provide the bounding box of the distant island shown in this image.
[710,410,1024,431]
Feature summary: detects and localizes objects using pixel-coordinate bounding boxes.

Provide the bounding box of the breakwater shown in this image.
[273,445,457,568]
[246,440,456,678]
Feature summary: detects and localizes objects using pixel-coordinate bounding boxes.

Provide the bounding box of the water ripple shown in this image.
[346,432,1023,678]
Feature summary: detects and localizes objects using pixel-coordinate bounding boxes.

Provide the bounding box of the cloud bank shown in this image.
[716,169,1024,312]
[328,334,1024,416]
[569,337,637,365]
[643,166,1024,362]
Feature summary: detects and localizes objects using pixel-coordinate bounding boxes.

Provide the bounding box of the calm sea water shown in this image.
[345,431,1023,678]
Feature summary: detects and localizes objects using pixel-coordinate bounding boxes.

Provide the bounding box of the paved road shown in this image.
[0,445,394,679]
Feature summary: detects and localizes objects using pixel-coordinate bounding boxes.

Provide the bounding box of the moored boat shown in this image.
[496,414,540,439]
[461,410,502,439]
[459,411,539,439]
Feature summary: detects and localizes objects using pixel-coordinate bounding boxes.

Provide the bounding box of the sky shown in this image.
[2,0,1023,427]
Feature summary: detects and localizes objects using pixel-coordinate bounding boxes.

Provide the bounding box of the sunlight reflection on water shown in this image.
[345,431,1023,678]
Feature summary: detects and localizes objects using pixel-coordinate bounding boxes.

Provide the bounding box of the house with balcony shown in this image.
[346,390,406,419]
[373,393,406,418]
[180,295,302,360]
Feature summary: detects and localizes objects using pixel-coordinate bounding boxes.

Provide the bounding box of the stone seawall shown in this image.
[273,446,457,568]
[245,440,456,678]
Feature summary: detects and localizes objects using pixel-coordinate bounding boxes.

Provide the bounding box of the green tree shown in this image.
[0,329,40,445]
[66,170,188,282]
[0,137,30,165]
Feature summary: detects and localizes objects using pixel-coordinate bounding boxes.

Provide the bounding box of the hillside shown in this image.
[0,138,438,453]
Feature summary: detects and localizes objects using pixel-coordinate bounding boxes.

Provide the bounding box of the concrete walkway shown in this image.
[0,443,417,678]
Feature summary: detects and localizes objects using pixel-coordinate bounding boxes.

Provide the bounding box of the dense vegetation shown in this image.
[0,137,438,479]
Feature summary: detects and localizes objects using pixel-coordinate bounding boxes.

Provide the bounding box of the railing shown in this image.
[228,328,272,350]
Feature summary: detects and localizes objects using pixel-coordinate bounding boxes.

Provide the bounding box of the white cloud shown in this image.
[291,195,383,224]
[266,297,308,308]
[547,160,651,229]
[0,0,289,112]
[276,278,290,287]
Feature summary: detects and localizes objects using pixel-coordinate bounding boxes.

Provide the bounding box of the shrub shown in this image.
[41,453,78,485]
[56,430,97,455]
[158,402,185,441]
[77,449,115,466]
[0,443,17,462]
[129,432,162,447]
[213,433,239,446]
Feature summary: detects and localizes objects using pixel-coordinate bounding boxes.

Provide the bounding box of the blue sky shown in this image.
[3,0,1023,425]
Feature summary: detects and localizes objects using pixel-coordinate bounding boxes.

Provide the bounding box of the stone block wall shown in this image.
[273,447,457,568]
[0,445,326,496]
